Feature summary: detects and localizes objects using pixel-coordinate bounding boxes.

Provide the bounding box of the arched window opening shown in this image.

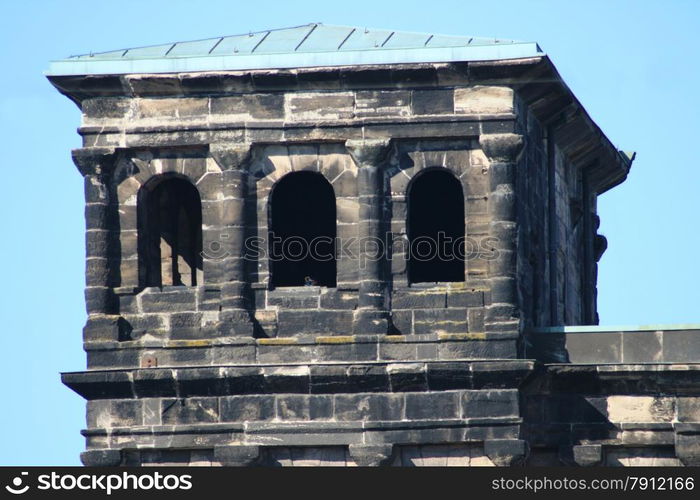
[138,176,203,287]
[407,168,465,284]
[269,171,336,287]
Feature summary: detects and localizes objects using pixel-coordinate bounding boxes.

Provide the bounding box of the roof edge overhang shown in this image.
[47,54,631,195]
[46,42,542,77]
[511,56,633,194]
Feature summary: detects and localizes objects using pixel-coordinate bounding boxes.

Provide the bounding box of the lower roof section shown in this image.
[529,326,700,364]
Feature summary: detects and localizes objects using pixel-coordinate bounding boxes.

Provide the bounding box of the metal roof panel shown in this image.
[167,38,221,57]
[296,24,355,52]
[210,32,268,55]
[254,24,316,53]
[49,23,543,76]
[122,43,175,59]
[381,31,433,49]
[338,28,395,50]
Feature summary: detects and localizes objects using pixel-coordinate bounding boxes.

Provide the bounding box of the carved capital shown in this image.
[210,143,253,171]
[214,445,262,466]
[348,444,395,467]
[80,449,123,467]
[479,133,524,163]
[675,425,700,466]
[71,147,117,177]
[346,138,392,167]
[572,444,604,466]
[484,439,529,466]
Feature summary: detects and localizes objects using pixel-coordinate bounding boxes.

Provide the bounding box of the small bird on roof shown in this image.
[304,276,317,286]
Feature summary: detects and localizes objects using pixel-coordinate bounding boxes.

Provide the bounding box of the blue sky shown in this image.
[0,0,698,465]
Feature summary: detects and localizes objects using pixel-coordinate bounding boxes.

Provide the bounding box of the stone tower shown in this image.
[50,24,700,467]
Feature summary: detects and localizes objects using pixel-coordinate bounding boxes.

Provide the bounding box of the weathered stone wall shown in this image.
[521,361,700,466]
[76,81,529,356]
[79,86,516,148]
[514,94,599,332]
[56,60,659,467]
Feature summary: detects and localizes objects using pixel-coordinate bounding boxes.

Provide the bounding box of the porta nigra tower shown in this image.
[49,24,700,467]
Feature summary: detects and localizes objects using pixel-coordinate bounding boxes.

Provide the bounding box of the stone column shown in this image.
[479,133,524,337]
[211,143,254,337]
[346,139,392,334]
[72,147,118,317]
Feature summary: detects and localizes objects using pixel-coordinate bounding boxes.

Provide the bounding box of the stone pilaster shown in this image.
[479,133,524,336]
[346,139,392,334]
[72,147,118,316]
[210,143,255,337]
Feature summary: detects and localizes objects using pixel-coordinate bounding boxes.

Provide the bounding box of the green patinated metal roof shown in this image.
[46,23,543,76]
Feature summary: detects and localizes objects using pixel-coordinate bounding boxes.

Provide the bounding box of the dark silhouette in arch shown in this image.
[407,168,465,284]
[137,176,203,288]
[269,171,336,287]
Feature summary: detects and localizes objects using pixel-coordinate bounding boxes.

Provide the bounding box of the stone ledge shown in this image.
[63,360,535,399]
[83,332,521,369]
[81,416,521,449]
[85,331,519,349]
[533,363,700,395]
[78,113,517,136]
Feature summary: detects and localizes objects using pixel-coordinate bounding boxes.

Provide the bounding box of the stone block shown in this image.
[405,391,459,419]
[427,362,472,390]
[663,330,700,363]
[677,397,700,422]
[161,397,218,424]
[461,389,518,418]
[210,94,284,119]
[267,289,320,308]
[263,366,309,393]
[133,369,177,398]
[411,89,454,115]
[388,363,428,392]
[446,290,484,308]
[221,366,266,394]
[334,393,404,421]
[285,92,354,121]
[454,86,514,114]
[276,395,333,421]
[83,315,129,342]
[379,340,416,361]
[392,289,446,309]
[276,310,353,336]
[176,367,227,396]
[314,342,377,362]
[565,332,622,364]
[355,90,410,117]
[414,309,467,334]
[220,395,275,422]
[139,289,197,313]
[320,289,358,309]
